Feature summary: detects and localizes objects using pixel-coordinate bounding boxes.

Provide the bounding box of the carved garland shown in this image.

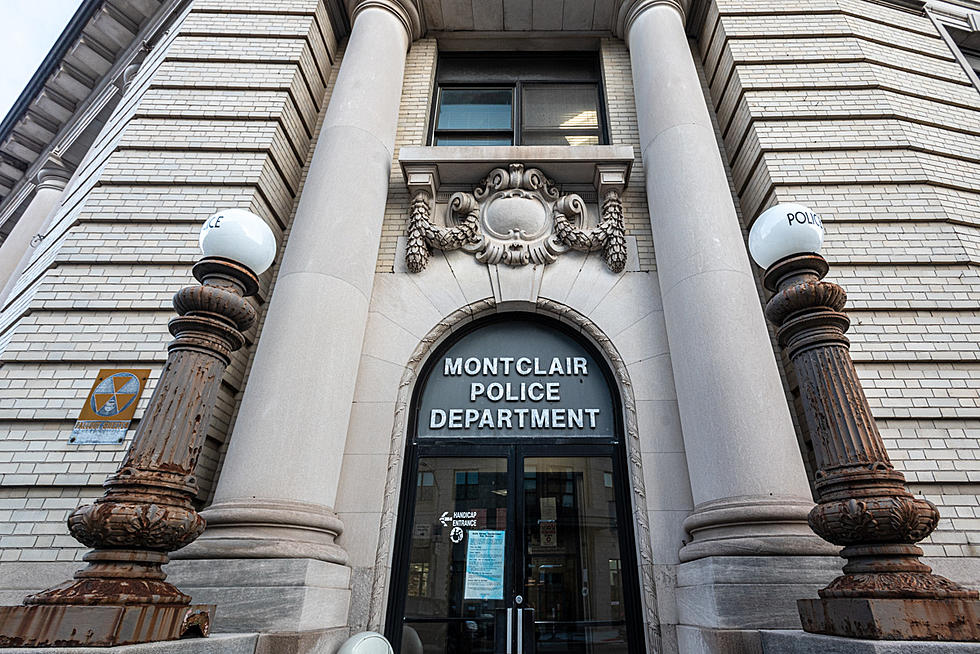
[406,163,628,274]
[365,299,661,653]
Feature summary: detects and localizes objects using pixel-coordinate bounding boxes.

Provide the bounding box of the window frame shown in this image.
[428,53,609,147]
[519,82,604,146]
[431,85,516,146]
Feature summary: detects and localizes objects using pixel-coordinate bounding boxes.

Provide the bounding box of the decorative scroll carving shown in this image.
[554,189,628,273]
[406,191,479,273]
[405,163,627,273]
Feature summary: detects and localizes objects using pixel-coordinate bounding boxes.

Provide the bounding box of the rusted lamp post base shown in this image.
[762,253,980,642]
[0,255,258,648]
[800,597,980,641]
[0,603,213,648]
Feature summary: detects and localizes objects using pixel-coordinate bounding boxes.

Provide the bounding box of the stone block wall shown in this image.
[0,0,338,563]
[698,0,980,558]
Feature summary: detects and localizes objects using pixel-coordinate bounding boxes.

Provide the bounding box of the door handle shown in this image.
[516,608,523,654]
[506,607,513,654]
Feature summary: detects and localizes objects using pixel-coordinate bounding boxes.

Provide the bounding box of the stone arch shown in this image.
[366,296,661,652]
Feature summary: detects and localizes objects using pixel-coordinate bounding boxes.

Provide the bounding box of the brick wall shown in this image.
[376,38,438,273]
[600,38,655,271]
[0,0,337,562]
[699,0,980,556]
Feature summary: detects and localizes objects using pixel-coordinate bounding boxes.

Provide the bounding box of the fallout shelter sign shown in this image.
[70,369,151,444]
[418,320,615,438]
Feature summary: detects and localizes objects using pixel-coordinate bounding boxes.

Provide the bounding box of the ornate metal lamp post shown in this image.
[748,204,980,641]
[0,209,276,647]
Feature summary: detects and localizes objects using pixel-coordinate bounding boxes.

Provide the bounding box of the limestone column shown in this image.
[620,0,829,560]
[180,0,420,562]
[0,161,72,304]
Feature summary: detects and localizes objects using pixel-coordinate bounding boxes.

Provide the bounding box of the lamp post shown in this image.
[0,209,276,647]
[748,204,980,640]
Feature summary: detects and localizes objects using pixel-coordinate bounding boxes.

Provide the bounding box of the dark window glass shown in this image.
[436,89,512,131]
[943,24,980,90]
[431,53,606,146]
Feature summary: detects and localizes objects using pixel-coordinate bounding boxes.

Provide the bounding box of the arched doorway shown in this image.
[385,314,644,653]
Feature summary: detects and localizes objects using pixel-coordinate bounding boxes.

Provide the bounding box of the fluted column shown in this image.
[179,1,419,561]
[620,0,829,559]
[0,161,72,304]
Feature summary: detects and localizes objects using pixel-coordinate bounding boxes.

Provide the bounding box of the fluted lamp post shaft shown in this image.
[751,203,980,641]
[0,209,274,647]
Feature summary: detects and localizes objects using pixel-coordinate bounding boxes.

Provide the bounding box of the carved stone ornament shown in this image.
[406,163,627,273]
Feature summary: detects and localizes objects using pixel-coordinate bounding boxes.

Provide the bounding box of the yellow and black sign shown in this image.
[70,369,151,444]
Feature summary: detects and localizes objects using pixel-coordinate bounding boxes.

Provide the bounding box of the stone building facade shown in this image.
[0,0,977,652]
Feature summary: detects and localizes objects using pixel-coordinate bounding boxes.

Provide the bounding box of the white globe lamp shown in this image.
[337,632,393,654]
[748,202,825,270]
[199,208,277,274]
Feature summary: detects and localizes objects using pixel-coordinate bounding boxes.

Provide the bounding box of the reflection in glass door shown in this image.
[523,457,628,653]
[391,449,638,654]
[401,457,509,654]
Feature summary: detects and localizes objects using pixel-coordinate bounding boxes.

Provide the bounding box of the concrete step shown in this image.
[1,633,259,654]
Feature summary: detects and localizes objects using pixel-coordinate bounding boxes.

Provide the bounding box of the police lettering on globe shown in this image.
[417,322,616,439]
[785,207,822,228]
[748,202,825,269]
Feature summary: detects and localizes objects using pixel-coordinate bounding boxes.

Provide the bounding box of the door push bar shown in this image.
[498,607,535,654]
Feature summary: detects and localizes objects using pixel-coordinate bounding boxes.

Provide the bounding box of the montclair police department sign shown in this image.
[417,320,615,438]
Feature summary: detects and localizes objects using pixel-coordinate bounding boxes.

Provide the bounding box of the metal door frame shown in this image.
[385,439,644,653]
[385,313,645,652]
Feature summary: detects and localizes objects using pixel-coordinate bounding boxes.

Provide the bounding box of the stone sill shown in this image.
[398,145,635,189]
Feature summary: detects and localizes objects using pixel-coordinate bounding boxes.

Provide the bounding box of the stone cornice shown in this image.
[615,0,690,41]
[0,0,171,217]
[346,0,423,41]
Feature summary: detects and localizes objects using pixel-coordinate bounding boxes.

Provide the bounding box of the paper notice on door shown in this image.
[540,497,557,521]
[464,530,505,600]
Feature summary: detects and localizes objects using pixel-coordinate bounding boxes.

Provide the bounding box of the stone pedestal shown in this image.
[762,630,980,653]
[677,556,843,631]
[675,555,843,653]
[164,559,351,635]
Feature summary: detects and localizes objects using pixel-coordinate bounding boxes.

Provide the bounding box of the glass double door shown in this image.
[390,444,637,654]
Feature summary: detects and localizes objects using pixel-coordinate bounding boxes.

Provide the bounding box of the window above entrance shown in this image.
[431,53,607,147]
